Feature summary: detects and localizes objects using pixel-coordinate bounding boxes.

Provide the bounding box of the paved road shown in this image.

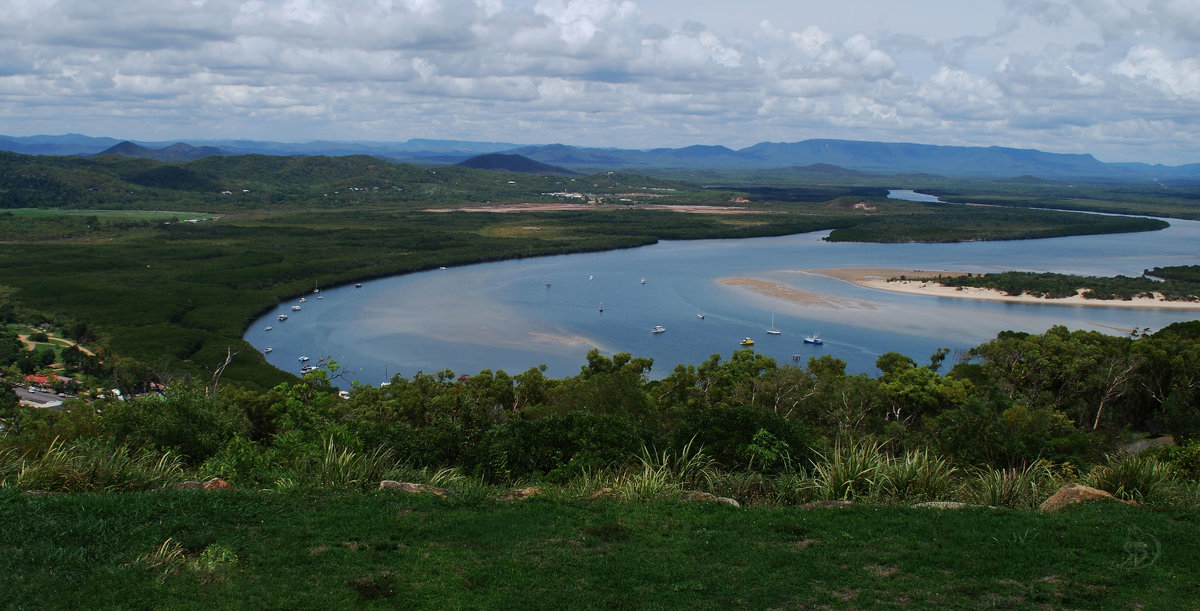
[13,386,64,408]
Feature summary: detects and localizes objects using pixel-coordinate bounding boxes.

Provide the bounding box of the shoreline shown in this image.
[809,268,1200,310]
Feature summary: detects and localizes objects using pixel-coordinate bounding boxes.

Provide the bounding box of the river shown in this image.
[246,192,1200,384]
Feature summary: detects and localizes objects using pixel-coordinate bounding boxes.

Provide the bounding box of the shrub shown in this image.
[809,439,888,501]
[672,405,809,472]
[879,448,958,503]
[967,460,1058,509]
[4,437,183,492]
[1086,453,1178,503]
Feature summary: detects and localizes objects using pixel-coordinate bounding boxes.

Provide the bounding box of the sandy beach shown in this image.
[810,268,1200,310]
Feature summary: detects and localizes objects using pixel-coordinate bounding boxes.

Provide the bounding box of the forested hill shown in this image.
[457,153,576,175]
[0,150,693,211]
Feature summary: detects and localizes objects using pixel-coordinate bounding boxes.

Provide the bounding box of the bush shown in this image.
[1086,453,1179,503]
[671,405,809,472]
[100,388,251,466]
[469,412,646,483]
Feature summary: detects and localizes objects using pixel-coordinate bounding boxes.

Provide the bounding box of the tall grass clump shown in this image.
[1086,453,1179,504]
[5,437,184,492]
[809,439,888,501]
[316,438,400,491]
[878,448,958,503]
[967,460,1058,509]
[614,439,718,500]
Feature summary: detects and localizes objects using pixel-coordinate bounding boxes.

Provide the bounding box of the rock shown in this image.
[379,481,450,497]
[171,478,231,491]
[202,478,232,490]
[1039,483,1137,512]
[911,501,973,509]
[502,486,544,500]
[801,500,852,510]
[683,491,741,508]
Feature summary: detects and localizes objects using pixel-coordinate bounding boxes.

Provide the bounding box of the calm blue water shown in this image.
[246,196,1200,384]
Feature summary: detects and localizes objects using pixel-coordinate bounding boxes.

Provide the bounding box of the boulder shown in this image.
[202,478,232,490]
[502,486,544,500]
[912,501,973,509]
[683,491,741,508]
[379,481,450,497]
[801,500,852,510]
[171,478,232,491]
[1038,483,1137,512]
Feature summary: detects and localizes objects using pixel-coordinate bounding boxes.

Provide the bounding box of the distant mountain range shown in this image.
[1,133,1197,181]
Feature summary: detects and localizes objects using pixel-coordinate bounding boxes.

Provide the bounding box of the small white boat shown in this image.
[640,277,646,284]
[546,279,552,287]
[588,275,594,280]
[300,365,316,374]
[299,297,307,303]
[598,302,604,312]
[298,356,310,362]
[355,283,362,288]
[264,347,272,353]
[697,313,705,319]
[277,314,288,321]
[652,325,666,334]
[291,305,302,311]
[317,295,323,299]
[264,326,272,331]
[804,332,823,345]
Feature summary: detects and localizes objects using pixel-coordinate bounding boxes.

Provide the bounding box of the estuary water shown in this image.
[246,194,1200,384]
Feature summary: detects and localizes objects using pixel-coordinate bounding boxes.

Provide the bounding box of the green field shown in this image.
[2,488,1195,608]
[3,208,211,221]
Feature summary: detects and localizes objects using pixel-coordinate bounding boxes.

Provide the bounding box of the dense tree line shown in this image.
[5,324,1198,487]
[935,267,1200,301]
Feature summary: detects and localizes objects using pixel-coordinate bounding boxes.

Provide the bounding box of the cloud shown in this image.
[0,0,1195,163]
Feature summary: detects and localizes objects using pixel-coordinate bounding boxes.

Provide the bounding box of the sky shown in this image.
[1,0,1197,164]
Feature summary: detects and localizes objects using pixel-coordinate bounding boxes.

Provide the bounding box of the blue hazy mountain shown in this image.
[2,133,1197,180]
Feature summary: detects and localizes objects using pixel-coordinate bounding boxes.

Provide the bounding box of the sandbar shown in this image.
[719,278,878,310]
[810,268,1200,310]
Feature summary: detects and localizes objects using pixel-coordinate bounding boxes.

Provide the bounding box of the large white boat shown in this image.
[277,314,288,321]
[651,325,666,334]
[291,305,302,311]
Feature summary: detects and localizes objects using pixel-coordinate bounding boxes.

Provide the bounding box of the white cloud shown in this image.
[0,0,1196,163]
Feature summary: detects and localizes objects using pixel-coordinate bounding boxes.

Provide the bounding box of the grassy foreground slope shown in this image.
[3,489,1195,609]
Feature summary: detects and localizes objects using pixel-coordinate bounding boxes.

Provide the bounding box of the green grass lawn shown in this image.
[2,489,1195,608]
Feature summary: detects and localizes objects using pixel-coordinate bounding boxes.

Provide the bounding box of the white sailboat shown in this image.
[804,332,823,345]
[767,314,782,335]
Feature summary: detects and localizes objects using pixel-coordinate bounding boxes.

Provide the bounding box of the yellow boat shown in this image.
[739,337,755,346]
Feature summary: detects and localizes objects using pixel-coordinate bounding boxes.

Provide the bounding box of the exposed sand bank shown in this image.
[810,268,1200,310]
[718,278,878,310]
